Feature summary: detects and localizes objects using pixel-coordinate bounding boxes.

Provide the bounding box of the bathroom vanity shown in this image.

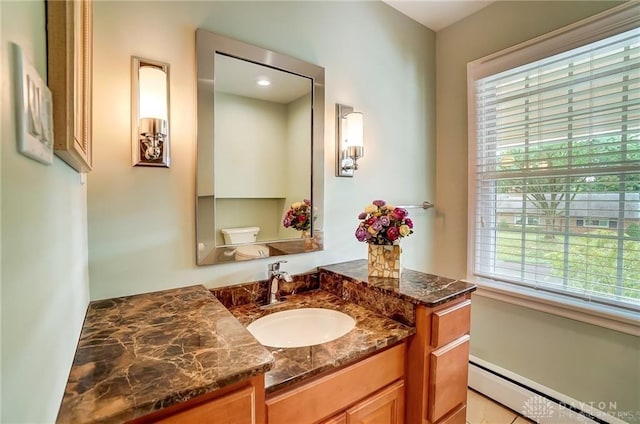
[318,261,475,424]
[56,261,475,423]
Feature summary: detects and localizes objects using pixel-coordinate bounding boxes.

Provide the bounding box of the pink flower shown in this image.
[373,199,386,207]
[392,208,408,220]
[405,218,413,229]
[386,226,400,241]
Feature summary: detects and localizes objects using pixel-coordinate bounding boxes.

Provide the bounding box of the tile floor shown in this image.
[467,389,534,424]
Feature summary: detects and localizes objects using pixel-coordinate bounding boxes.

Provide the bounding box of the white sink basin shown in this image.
[247,308,356,348]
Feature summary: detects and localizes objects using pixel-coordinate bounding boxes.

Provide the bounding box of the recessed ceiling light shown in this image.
[257,78,271,87]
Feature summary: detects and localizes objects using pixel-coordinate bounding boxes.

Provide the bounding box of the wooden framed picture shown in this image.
[46,0,93,172]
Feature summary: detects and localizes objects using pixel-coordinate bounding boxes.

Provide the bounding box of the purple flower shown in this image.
[386,226,400,241]
[355,226,367,242]
[405,217,413,229]
[304,199,311,205]
[373,199,386,207]
[283,217,292,227]
[379,216,390,227]
[358,212,367,220]
[371,220,383,231]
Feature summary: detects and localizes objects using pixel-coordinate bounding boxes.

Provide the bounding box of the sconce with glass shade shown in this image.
[336,103,364,177]
[131,57,170,167]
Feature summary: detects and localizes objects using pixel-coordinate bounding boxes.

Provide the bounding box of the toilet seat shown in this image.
[235,244,269,260]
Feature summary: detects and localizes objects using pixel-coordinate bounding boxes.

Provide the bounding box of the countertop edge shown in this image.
[318,260,477,307]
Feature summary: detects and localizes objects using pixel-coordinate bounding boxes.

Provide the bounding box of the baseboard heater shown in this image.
[468,356,629,424]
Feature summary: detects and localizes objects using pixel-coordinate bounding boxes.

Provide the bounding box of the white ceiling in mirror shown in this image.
[213,54,311,104]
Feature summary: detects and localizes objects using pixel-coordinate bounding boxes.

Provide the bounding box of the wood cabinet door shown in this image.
[267,344,404,424]
[428,335,470,423]
[346,380,404,424]
[155,385,255,424]
[436,405,466,424]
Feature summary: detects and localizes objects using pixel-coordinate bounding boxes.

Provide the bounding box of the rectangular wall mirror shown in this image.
[196,29,325,265]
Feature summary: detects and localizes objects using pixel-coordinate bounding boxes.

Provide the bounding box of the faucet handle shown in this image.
[268,260,288,272]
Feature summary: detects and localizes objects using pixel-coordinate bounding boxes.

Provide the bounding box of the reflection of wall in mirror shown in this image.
[213,91,312,240]
[280,92,312,239]
[215,198,285,245]
[215,92,287,197]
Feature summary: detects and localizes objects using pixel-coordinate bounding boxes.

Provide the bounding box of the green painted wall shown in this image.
[88,1,436,300]
[434,0,639,417]
[0,1,91,422]
[3,1,636,421]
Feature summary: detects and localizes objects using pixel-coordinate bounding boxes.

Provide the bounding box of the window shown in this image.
[468,5,640,315]
[584,219,611,228]
[514,215,541,226]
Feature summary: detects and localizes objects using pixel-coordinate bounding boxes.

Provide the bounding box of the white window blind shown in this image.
[469,23,640,313]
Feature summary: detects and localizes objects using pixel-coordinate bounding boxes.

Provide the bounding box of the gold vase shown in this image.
[367,244,401,278]
[301,230,314,250]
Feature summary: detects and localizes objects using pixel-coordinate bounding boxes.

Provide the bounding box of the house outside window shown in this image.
[467,6,640,317]
[513,215,541,226]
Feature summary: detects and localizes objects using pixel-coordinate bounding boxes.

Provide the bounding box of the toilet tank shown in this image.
[221,226,260,245]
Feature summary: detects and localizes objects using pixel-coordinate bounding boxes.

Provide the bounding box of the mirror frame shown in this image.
[195,29,325,265]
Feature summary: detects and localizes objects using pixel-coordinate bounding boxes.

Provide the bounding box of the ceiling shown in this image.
[383,0,495,32]
[202,54,311,104]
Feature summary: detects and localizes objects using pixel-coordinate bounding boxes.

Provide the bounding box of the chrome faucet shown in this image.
[267,260,293,305]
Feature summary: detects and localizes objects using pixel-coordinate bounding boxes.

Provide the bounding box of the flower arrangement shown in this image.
[355,200,413,245]
[283,199,311,231]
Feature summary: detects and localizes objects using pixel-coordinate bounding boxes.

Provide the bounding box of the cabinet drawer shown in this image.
[428,335,470,423]
[431,299,470,348]
[267,343,405,424]
[155,384,255,424]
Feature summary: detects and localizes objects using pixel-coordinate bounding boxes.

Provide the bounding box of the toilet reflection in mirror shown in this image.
[221,227,269,262]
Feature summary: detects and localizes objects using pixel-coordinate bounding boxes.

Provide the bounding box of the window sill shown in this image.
[465,276,640,337]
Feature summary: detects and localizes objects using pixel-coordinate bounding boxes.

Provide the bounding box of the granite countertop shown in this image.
[57,285,274,424]
[227,290,415,394]
[320,259,477,308]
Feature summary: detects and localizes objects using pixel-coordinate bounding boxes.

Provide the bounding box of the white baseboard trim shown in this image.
[468,355,630,424]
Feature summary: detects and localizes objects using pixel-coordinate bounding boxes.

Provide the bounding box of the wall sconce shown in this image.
[336,104,364,177]
[132,57,170,167]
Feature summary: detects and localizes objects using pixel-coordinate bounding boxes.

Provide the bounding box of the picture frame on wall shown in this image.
[13,43,54,165]
[46,0,93,173]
